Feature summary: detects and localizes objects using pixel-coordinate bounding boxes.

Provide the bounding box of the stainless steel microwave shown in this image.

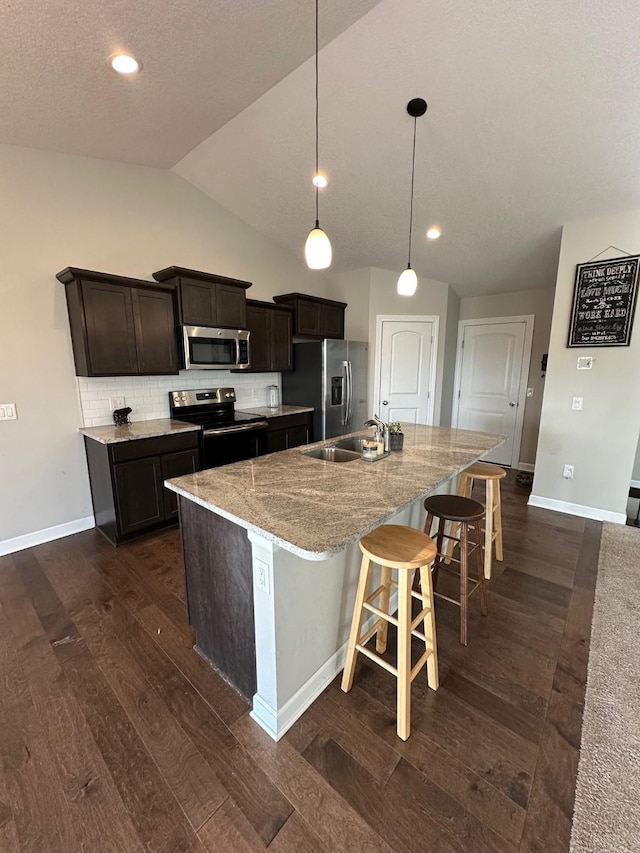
[180,325,250,370]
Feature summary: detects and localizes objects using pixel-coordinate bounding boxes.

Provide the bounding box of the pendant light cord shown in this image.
[315,0,320,224]
[407,116,417,266]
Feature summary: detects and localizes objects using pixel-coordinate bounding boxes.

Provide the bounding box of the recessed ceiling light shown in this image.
[110,54,141,75]
[426,226,441,239]
[312,173,328,189]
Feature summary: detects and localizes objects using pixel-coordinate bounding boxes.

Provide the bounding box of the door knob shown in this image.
[508,401,516,407]
[382,400,389,405]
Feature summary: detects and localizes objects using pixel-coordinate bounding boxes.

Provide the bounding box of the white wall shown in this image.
[441,287,461,428]
[369,268,451,425]
[326,266,457,426]
[532,213,640,521]
[633,434,640,484]
[0,143,326,546]
[459,287,555,466]
[325,268,371,342]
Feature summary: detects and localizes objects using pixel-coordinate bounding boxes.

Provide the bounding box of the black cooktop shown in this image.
[174,410,266,429]
[169,387,267,430]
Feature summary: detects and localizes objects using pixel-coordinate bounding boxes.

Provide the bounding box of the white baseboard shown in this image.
[251,590,399,741]
[631,480,640,490]
[516,462,535,473]
[0,515,95,557]
[527,495,626,525]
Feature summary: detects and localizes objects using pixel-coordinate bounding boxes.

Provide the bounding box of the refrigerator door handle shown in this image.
[341,361,349,426]
[346,360,353,426]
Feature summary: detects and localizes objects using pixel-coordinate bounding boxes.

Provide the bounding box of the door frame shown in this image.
[373,315,439,426]
[451,315,535,468]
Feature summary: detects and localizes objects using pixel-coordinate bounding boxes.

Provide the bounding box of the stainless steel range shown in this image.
[170,387,267,469]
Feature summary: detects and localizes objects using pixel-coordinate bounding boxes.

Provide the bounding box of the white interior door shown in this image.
[377,319,437,424]
[455,320,527,465]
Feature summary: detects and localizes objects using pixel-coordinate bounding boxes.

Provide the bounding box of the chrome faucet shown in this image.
[365,415,390,452]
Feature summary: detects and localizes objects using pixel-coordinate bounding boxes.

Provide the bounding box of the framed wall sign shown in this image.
[568,255,640,347]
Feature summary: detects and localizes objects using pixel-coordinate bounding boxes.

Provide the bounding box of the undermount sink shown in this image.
[302,446,361,463]
[331,435,370,453]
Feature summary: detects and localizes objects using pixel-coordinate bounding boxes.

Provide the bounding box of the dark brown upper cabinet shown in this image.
[57,268,178,377]
[272,293,346,340]
[152,266,251,329]
[237,300,293,373]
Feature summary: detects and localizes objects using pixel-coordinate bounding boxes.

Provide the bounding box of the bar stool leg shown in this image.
[460,522,469,646]
[376,565,392,653]
[476,520,488,615]
[444,473,473,563]
[419,565,439,690]
[341,555,372,693]
[494,478,504,563]
[433,518,446,588]
[396,569,412,740]
[484,478,495,580]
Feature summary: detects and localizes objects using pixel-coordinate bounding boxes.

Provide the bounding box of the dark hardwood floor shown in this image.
[0,472,599,851]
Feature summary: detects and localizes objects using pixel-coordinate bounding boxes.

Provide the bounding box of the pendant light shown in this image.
[304,0,332,269]
[397,98,427,296]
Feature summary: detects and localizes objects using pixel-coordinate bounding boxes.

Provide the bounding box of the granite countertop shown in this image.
[79,418,201,444]
[166,423,504,560]
[236,405,314,418]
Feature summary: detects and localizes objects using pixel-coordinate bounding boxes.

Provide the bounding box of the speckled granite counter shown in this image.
[166,423,503,560]
[236,404,314,418]
[80,418,200,444]
[168,422,503,739]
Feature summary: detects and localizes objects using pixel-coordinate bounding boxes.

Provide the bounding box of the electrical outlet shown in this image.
[255,558,270,594]
[571,397,583,411]
[577,357,594,370]
[563,464,574,479]
[109,396,126,410]
[526,387,534,398]
[0,403,17,420]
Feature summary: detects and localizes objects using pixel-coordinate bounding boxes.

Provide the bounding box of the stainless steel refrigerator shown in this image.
[281,340,369,440]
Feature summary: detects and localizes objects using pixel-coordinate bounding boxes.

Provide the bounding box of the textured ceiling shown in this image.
[0,0,381,167]
[4,0,640,296]
[175,0,640,296]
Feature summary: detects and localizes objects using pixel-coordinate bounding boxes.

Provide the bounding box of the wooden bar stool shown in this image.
[423,495,487,646]
[341,524,439,741]
[446,462,506,579]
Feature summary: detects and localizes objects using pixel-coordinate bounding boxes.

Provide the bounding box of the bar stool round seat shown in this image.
[342,524,439,741]
[423,494,487,646]
[454,462,506,579]
[423,494,485,523]
[359,524,438,567]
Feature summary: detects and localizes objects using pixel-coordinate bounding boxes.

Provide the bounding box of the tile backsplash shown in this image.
[78,371,281,427]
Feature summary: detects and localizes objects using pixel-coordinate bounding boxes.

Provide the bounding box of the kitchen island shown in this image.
[166,423,503,740]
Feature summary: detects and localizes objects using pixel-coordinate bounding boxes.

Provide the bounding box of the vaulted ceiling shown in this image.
[4,0,640,296]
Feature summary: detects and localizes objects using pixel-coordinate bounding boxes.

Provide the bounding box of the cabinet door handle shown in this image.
[285,433,289,449]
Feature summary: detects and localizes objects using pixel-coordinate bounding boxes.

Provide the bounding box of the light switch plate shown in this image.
[526,387,534,398]
[563,464,574,479]
[109,396,126,410]
[0,403,17,420]
[571,397,583,411]
[577,357,594,370]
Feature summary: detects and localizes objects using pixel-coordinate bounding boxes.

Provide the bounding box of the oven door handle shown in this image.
[203,422,268,437]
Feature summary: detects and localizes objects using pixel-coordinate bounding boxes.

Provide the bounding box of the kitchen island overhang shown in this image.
[166,424,504,741]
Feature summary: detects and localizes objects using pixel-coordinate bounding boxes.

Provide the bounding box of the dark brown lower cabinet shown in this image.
[84,431,200,545]
[266,412,312,454]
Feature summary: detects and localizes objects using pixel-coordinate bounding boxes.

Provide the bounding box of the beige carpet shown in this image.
[570,522,640,853]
